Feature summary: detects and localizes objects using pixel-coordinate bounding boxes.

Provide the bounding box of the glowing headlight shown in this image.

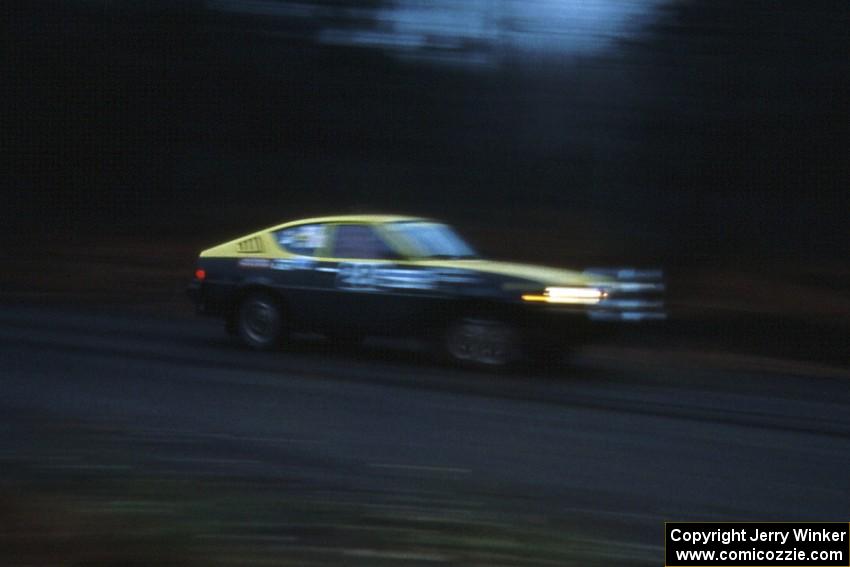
[522,286,606,305]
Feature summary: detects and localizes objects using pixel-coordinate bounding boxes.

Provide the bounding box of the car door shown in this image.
[313,223,431,334]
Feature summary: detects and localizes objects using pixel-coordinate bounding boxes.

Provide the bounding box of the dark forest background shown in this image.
[4,0,849,268]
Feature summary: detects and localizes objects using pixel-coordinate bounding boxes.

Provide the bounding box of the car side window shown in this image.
[331,225,396,259]
[274,224,327,256]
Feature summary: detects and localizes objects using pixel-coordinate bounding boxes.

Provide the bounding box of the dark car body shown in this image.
[188,215,663,366]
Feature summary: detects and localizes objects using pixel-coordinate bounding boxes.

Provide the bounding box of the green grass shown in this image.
[0,477,655,566]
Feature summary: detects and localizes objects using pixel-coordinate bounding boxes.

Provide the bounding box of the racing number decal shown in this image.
[335,263,442,292]
[336,262,381,291]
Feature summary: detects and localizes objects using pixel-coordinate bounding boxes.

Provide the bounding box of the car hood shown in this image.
[417,259,609,287]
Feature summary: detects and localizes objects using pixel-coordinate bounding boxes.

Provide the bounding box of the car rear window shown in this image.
[274,224,327,256]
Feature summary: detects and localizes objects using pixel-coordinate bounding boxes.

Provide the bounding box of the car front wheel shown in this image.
[237,292,284,350]
[444,318,521,369]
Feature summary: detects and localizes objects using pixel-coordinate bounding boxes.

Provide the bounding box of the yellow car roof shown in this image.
[201,214,431,257]
[268,214,428,231]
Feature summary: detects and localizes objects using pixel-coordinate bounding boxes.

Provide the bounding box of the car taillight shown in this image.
[195,268,206,281]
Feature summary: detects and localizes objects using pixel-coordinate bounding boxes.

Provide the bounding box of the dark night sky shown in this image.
[4,1,849,264]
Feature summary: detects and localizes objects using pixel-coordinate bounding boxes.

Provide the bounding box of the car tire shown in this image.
[236,292,285,350]
[443,317,522,369]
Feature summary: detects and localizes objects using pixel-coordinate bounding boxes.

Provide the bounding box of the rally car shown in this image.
[187,215,664,367]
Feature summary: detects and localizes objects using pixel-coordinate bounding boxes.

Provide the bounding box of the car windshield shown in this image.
[385,222,478,259]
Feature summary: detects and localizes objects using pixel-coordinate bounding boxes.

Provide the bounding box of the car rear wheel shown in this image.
[237,292,284,350]
[444,318,521,369]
